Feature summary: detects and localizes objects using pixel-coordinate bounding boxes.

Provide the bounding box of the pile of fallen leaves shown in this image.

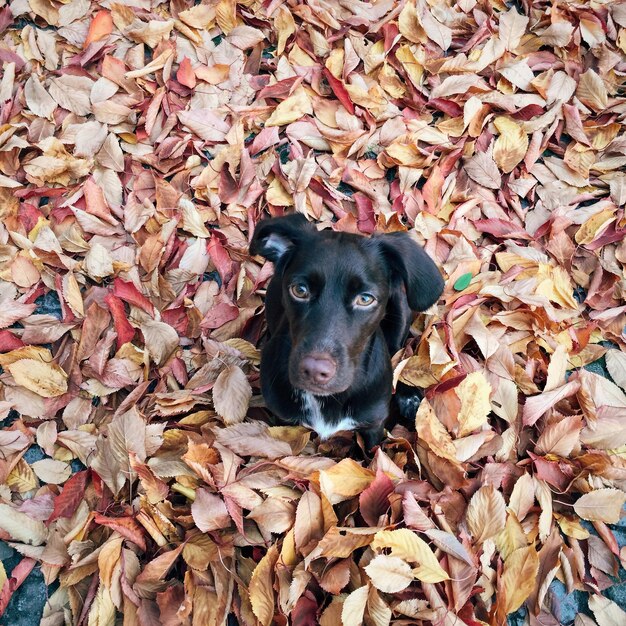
[0,0,625,624]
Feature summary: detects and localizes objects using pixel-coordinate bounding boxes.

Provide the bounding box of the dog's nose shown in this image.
[300,354,337,385]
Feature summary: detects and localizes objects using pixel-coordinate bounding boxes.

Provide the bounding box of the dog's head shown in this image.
[250,214,444,395]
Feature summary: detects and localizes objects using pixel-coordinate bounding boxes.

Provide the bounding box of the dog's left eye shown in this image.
[354,293,376,307]
[290,284,310,300]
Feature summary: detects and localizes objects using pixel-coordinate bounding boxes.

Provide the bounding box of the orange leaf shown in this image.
[84,10,113,48]
[177,57,196,89]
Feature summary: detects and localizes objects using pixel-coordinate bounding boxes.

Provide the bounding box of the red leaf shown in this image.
[207,234,234,283]
[429,98,463,117]
[94,513,147,551]
[323,68,355,114]
[511,104,544,121]
[112,278,155,316]
[47,470,89,523]
[354,193,376,235]
[291,591,318,626]
[104,293,136,349]
[199,302,239,330]
[257,76,301,101]
[529,453,572,491]
[359,469,394,526]
[0,330,24,352]
[0,558,36,619]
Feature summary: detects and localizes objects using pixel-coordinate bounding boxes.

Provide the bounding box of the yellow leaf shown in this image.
[319,459,375,504]
[564,142,595,177]
[0,346,52,367]
[87,584,116,626]
[371,529,449,582]
[466,485,506,543]
[265,88,312,127]
[396,45,424,88]
[501,546,539,614]
[575,209,616,245]
[0,561,6,595]
[7,358,68,398]
[223,338,261,365]
[576,69,608,112]
[535,264,579,309]
[249,545,279,626]
[215,0,237,34]
[555,514,590,540]
[456,372,492,437]
[399,0,424,44]
[98,536,123,588]
[274,5,295,56]
[7,459,38,493]
[493,117,528,173]
[63,272,84,317]
[365,555,413,593]
[415,399,459,463]
[495,513,528,561]
[266,177,293,206]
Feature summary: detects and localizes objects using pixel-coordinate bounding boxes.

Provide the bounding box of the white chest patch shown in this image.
[298,391,357,440]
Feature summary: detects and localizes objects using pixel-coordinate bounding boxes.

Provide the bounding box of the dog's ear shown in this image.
[376,232,444,311]
[250,214,313,264]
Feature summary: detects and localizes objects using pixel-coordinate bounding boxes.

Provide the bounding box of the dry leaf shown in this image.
[365,555,413,593]
[371,529,448,582]
[7,359,68,398]
[466,486,506,543]
[465,152,502,189]
[456,371,492,437]
[265,89,312,127]
[501,545,539,614]
[342,585,369,626]
[249,546,279,626]
[212,365,252,425]
[574,489,626,524]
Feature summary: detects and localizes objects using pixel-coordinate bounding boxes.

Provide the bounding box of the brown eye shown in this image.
[355,293,376,307]
[290,284,310,300]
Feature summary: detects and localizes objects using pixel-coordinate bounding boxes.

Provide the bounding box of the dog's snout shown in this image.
[299,354,337,386]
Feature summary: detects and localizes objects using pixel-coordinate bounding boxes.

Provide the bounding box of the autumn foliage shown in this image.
[0,1,625,625]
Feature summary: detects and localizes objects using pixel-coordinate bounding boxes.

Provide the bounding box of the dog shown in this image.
[250,213,444,449]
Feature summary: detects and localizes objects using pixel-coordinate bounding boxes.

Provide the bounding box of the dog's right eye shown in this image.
[289,284,310,300]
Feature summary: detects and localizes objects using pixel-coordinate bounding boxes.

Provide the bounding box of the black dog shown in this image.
[250,214,444,449]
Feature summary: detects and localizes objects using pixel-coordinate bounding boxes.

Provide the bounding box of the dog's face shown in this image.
[280,235,390,394]
[250,214,444,396]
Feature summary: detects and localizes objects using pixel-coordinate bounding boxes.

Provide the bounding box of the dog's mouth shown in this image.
[291,379,351,396]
